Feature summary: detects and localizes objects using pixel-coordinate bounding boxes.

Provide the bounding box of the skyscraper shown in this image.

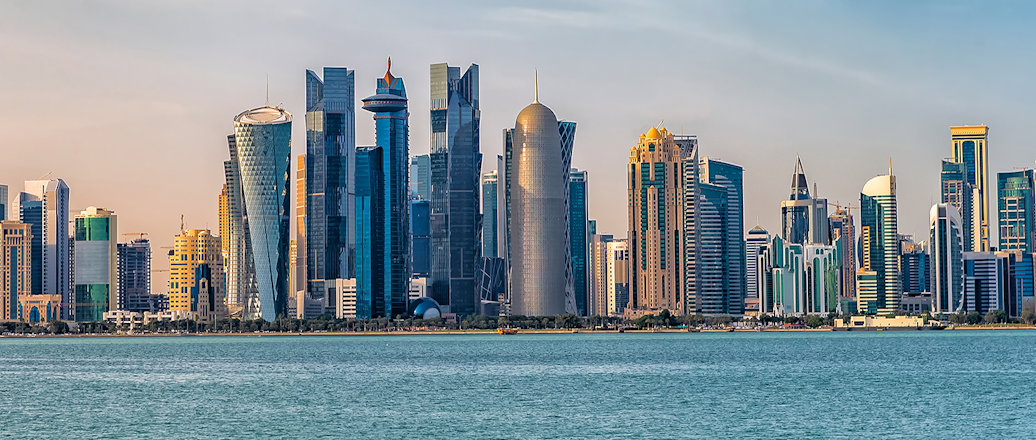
[17,179,70,319]
[780,157,828,245]
[858,171,900,314]
[225,105,292,322]
[606,238,629,315]
[899,237,929,294]
[355,146,384,320]
[628,127,684,314]
[359,58,410,319]
[997,168,1035,252]
[409,154,431,201]
[410,200,430,278]
[305,67,356,312]
[117,237,151,313]
[746,226,770,301]
[700,157,746,315]
[481,170,500,259]
[295,154,306,294]
[0,184,7,221]
[951,125,990,251]
[940,159,975,252]
[169,229,224,322]
[568,169,589,316]
[1,221,31,320]
[930,203,964,314]
[427,62,481,316]
[508,77,572,317]
[588,222,613,317]
[828,206,856,299]
[74,207,117,322]
[963,252,1004,313]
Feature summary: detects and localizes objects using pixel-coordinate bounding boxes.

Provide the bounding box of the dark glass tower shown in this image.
[355,146,384,319]
[305,67,356,305]
[360,58,410,319]
[117,238,151,313]
[568,169,589,316]
[428,63,481,316]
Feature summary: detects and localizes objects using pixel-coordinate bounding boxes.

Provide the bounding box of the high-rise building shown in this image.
[17,179,70,319]
[588,222,613,317]
[606,238,629,315]
[700,157,746,315]
[1,221,31,320]
[627,127,684,314]
[828,206,856,299]
[224,105,292,322]
[940,159,975,252]
[508,78,573,317]
[410,200,430,278]
[117,237,151,313]
[409,154,431,201]
[963,252,1004,314]
[428,62,481,316]
[481,170,500,259]
[900,237,929,294]
[858,171,900,314]
[169,229,225,322]
[951,125,990,251]
[295,154,306,294]
[746,226,770,301]
[359,59,410,319]
[756,236,839,316]
[74,207,117,322]
[354,146,384,319]
[997,168,1035,252]
[218,184,230,260]
[930,203,965,315]
[0,184,7,220]
[305,67,356,310]
[568,169,589,316]
[780,157,829,245]
[997,251,1033,318]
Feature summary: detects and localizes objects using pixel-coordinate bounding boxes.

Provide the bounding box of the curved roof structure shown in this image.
[234,106,292,125]
[862,174,895,197]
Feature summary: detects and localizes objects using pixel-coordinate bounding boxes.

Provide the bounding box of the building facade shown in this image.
[858,173,900,314]
[828,207,856,299]
[746,226,770,302]
[168,229,225,322]
[117,238,151,313]
[569,169,589,316]
[606,238,629,315]
[1,221,31,321]
[780,158,829,245]
[997,168,1035,252]
[481,170,500,259]
[74,207,118,322]
[409,154,431,201]
[17,179,71,319]
[699,157,746,315]
[940,159,975,252]
[951,125,990,251]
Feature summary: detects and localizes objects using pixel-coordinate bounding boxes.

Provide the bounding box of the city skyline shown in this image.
[3,1,1036,291]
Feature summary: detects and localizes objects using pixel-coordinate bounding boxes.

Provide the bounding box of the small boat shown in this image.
[617,327,625,333]
[497,328,518,335]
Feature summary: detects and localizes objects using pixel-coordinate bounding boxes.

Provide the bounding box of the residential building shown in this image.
[17,179,70,319]
[997,168,1035,252]
[168,229,225,323]
[746,226,770,302]
[780,157,829,245]
[829,206,856,299]
[1,221,31,320]
[941,159,975,252]
[963,252,1004,314]
[757,236,839,316]
[900,237,929,294]
[588,223,613,317]
[930,204,965,315]
[117,238,151,313]
[606,238,629,315]
[328,278,357,319]
[858,171,900,314]
[950,125,990,251]
[699,157,746,314]
[295,154,306,294]
[74,207,118,322]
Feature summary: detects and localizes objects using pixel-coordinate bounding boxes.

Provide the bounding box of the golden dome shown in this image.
[645,126,662,139]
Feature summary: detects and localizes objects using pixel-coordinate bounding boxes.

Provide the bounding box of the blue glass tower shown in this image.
[568,169,589,316]
[700,158,746,314]
[355,146,384,319]
[410,200,430,277]
[428,62,480,316]
[997,169,1035,252]
[305,67,356,305]
[360,58,410,319]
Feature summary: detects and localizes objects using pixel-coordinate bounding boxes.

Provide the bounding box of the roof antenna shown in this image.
[265,74,270,107]
[889,156,893,176]
[533,69,539,104]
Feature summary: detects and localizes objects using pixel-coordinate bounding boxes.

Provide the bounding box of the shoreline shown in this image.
[2,325,1034,338]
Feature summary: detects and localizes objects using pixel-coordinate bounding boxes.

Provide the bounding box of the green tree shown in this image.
[805,315,824,328]
[965,311,982,325]
[1021,309,1036,325]
[984,309,1007,324]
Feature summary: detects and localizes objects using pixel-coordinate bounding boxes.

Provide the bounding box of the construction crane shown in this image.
[827,201,859,213]
[120,232,150,241]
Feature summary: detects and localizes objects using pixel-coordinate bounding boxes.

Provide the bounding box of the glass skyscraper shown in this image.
[780,157,828,245]
[117,238,151,313]
[828,207,856,299]
[930,203,964,314]
[74,207,117,322]
[996,168,1034,252]
[950,125,989,251]
[225,106,292,322]
[858,172,900,314]
[941,159,974,252]
[354,146,384,319]
[305,67,356,307]
[360,59,410,319]
[702,158,746,314]
[410,199,430,278]
[746,226,770,301]
[428,62,480,316]
[481,170,499,259]
[17,179,70,319]
[568,169,589,316]
[409,154,430,201]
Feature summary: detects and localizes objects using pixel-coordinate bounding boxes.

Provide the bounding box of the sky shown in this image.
[2,0,1035,289]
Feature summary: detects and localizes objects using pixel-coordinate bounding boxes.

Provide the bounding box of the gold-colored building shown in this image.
[951,125,989,251]
[218,184,229,257]
[1,221,32,320]
[168,228,225,322]
[628,126,684,314]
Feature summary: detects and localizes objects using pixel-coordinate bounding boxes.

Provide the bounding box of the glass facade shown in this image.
[859,175,900,314]
[568,170,588,316]
[306,68,356,306]
[355,147,384,320]
[997,169,1034,252]
[409,155,431,201]
[73,207,117,322]
[18,180,71,319]
[481,170,499,259]
[410,200,430,277]
[117,238,151,313]
[941,159,975,252]
[950,126,989,251]
[701,158,746,314]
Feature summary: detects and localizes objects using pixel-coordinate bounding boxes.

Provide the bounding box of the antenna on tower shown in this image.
[180,214,184,234]
[265,74,270,106]
[533,69,539,104]
[889,156,893,176]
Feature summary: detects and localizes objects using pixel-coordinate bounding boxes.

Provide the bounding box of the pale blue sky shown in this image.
[2,1,1035,282]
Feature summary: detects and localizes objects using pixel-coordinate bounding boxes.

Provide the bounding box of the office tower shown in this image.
[359,58,411,319]
[780,157,829,245]
[828,206,856,299]
[0,184,7,220]
[678,135,701,314]
[569,169,589,316]
[475,256,506,313]
[940,159,975,251]
[628,127,684,314]
[17,179,70,319]
[305,68,356,312]
[218,184,230,259]
[508,78,573,317]
[117,237,151,313]
[899,237,929,294]
[997,251,1033,317]
[73,207,117,322]
[963,252,1004,313]
[588,225,613,317]
[427,62,481,316]
[355,146,384,319]
[295,154,306,294]
[858,171,900,314]
[410,154,431,201]
[168,229,225,322]
[700,157,746,314]
[481,170,500,258]
[1,221,31,320]
[606,238,629,315]
[746,226,770,301]
[224,105,292,322]
[997,169,1035,252]
[410,200,430,277]
[289,239,298,312]
[951,125,990,251]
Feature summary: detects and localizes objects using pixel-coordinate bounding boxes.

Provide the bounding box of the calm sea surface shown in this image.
[1,331,1034,439]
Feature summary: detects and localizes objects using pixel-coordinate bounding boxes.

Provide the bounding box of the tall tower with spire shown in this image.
[780,157,829,245]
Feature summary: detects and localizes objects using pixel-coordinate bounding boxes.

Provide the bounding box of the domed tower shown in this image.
[509,75,571,316]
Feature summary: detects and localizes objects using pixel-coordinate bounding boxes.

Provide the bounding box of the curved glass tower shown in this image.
[930,203,964,314]
[509,91,570,316]
[229,106,292,321]
[859,172,899,314]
